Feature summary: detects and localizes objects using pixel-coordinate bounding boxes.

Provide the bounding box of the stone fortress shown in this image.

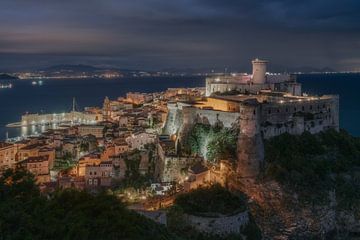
[163,59,339,179]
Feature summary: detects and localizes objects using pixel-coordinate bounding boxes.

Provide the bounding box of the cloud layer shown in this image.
[1,0,360,71]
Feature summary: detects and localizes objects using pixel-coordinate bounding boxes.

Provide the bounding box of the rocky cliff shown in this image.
[229,177,360,239]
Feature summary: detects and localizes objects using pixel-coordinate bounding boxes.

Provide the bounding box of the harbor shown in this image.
[6,111,98,128]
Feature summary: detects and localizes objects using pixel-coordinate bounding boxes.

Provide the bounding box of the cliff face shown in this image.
[229,177,360,239]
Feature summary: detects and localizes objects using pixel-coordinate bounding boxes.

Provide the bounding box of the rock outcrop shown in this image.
[229,177,360,239]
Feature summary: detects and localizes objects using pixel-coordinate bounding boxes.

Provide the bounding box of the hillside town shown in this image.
[0,86,208,207]
[0,59,340,212]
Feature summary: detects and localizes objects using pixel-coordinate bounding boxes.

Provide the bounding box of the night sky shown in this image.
[1,0,360,71]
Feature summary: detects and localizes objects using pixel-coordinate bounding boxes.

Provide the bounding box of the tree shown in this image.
[0,168,178,240]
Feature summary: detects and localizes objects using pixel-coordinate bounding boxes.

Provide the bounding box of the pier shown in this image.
[6,98,99,128]
[6,111,98,128]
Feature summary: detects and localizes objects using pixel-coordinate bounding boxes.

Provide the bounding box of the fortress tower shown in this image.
[251,58,268,84]
[103,96,111,121]
[236,99,264,179]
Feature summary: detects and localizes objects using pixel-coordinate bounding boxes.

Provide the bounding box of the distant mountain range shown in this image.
[40,64,104,72]
[267,64,336,73]
[162,65,337,75]
[40,64,338,74]
[1,64,341,77]
[39,64,139,74]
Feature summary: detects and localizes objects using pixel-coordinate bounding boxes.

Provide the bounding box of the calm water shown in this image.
[0,74,359,140]
[0,77,204,140]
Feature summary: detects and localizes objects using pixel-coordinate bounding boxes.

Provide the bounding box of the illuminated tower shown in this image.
[237,99,264,179]
[103,96,111,121]
[252,58,268,84]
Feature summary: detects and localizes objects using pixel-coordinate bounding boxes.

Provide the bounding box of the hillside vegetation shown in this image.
[185,123,238,162]
[0,169,177,240]
[264,129,360,208]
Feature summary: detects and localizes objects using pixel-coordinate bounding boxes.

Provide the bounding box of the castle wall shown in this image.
[191,108,240,128]
[163,102,241,146]
[260,96,339,139]
[207,83,269,96]
[197,97,240,112]
[237,101,264,178]
[184,211,249,236]
[162,94,339,180]
[162,103,184,136]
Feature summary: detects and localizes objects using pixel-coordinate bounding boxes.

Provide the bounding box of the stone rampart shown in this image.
[184,211,249,236]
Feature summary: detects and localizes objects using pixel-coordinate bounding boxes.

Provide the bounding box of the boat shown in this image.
[0,83,12,89]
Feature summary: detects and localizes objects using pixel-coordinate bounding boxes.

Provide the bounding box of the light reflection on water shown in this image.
[17,124,58,138]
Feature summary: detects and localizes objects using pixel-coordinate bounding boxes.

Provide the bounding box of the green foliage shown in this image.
[264,129,360,207]
[80,142,90,152]
[241,215,262,240]
[124,149,142,178]
[186,124,238,162]
[113,174,152,190]
[63,151,74,161]
[174,184,247,215]
[145,143,157,174]
[0,168,177,240]
[53,152,76,170]
[113,149,152,190]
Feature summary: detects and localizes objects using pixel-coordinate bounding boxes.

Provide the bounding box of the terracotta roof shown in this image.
[0,142,13,149]
[19,155,49,164]
[20,143,45,150]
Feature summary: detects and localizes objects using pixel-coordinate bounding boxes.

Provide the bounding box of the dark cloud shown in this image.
[0,0,360,71]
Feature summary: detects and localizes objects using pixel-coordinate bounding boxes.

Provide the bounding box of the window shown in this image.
[89,179,93,185]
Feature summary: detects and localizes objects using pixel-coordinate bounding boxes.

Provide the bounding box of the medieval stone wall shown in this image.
[236,101,264,179]
[260,95,339,139]
[183,211,249,236]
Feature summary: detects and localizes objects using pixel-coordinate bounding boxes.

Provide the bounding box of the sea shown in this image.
[0,74,359,140]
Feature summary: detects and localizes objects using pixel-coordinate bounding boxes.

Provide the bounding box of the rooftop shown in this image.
[0,142,13,149]
[19,155,49,164]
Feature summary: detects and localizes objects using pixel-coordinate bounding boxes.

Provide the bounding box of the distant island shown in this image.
[0,73,18,81]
